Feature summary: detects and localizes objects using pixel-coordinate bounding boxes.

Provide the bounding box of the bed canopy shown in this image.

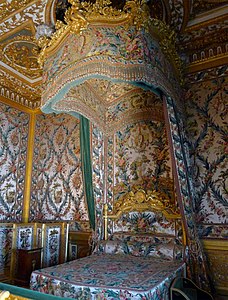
[36,0,211,291]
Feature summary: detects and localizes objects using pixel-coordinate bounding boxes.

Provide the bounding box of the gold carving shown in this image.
[0,1,46,37]
[65,0,89,34]
[103,188,183,240]
[37,0,182,78]
[0,0,32,23]
[0,290,31,300]
[150,18,183,81]
[110,189,180,219]
[179,18,227,72]
[0,36,41,80]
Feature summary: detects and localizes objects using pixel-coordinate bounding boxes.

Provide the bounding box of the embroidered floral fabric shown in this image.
[30,253,185,300]
[94,234,183,260]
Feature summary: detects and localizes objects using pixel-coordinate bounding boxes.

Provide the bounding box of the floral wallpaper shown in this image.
[29,113,88,223]
[113,120,173,199]
[89,90,178,239]
[0,101,29,221]
[105,118,175,237]
[185,66,228,238]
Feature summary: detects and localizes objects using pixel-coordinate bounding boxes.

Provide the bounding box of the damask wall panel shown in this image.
[29,113,88,223]
[113,120,173,199]
[0,101,29,221]
[110,119,175,235]
[89,92,176,238]
[185,66,228,238]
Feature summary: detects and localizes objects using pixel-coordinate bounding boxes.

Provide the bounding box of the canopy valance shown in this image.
[37,0,182,131]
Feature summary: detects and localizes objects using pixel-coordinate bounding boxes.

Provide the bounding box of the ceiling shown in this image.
[0,0,227,109]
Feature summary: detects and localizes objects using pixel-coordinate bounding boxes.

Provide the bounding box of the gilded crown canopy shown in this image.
[38,0,182,130]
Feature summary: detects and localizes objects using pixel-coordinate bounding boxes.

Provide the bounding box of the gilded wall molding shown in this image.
[203,239,228,295]
[22,112,36,223]
[186,54,228,74]
[178,13,227,73]
[0,94,40,114]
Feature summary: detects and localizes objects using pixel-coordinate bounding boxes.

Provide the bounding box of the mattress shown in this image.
[30,253,185,299]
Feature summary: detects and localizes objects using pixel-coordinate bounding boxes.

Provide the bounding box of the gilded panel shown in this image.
[0,101,29,221]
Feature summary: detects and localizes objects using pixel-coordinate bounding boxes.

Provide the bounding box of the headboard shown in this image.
[103,189,186,246]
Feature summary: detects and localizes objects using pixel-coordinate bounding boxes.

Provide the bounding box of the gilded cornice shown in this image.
[180,18,228,42]
[0,94,41,114]
[0,68,41,108]
[0,1,44,109]
[185,13,228,32]
[178,14,227,73]
[203,239,228,251]
[186,54,228,74]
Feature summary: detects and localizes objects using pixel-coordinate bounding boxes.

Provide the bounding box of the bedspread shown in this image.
[30,253,185,300]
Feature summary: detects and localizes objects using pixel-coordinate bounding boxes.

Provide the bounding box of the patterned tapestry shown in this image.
[29,113,88,224]
[0,101,29,222]
[91,94,176,240]
[113,120,172,196]
[185,66,228,239]
[164,95,212,291]
[112,119,175,235]
[0,224,13,277]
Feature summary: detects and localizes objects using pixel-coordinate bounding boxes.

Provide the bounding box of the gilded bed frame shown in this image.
[103,189,186,246]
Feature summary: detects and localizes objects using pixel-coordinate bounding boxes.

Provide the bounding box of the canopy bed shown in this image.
[30,189,186,299]
[35,0,211,294]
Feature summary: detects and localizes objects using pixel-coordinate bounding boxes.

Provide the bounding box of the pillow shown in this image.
[125,240,174,260]
[93,240,125,255]
[94,236,184,260]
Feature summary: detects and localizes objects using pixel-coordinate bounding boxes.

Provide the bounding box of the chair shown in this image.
[41,222,69,267]
[10,223,40,282]
[170,277,214,300]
